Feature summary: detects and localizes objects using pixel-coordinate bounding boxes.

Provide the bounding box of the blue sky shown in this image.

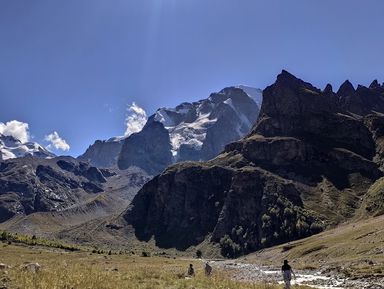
[1,0,384,156]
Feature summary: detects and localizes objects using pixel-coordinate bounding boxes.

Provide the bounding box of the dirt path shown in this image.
[209,260,384,289]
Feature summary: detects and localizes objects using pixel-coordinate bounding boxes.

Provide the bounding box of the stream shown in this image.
[210,260,384,289]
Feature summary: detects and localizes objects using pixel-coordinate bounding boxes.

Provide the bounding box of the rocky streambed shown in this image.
[210,260,384,289]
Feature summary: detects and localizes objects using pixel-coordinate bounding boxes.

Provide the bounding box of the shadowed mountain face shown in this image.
[117,121,173,176]
[124,71,384,256]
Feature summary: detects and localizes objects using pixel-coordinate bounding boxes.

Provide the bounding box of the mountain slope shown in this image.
[123,71,384,256]
[0,166,150,237]
[0,156,109,222]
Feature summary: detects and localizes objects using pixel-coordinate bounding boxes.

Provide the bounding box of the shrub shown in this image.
[220,235,242,258]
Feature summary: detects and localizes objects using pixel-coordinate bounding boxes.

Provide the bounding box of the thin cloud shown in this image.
[124,102,147,137]
[45,131,70,151]
[0,120,30,143]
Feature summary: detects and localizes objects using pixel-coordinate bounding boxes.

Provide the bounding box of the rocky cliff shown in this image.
[124,71,384,256]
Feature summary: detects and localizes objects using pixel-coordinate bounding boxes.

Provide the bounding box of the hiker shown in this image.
[281,259,296,289]
[187,264,195,277]
[204,262,212,276]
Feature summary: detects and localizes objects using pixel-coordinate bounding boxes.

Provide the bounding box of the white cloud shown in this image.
[0,120,30,143]
[124,102,147,137]
[45,131,70,151]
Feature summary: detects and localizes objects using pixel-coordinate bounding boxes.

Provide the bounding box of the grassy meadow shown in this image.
[0,242,316,289]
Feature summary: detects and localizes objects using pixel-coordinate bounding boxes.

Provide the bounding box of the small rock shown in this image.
[21,263,41,273]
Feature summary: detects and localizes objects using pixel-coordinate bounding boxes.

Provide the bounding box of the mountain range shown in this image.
[1,71,384,259]
[0,85,260,238]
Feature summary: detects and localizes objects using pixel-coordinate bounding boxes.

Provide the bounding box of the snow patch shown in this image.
[154,109,175,127]
[166,112,217,156]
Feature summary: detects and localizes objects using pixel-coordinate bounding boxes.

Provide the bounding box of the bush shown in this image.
[1,231,9,241]
[220,235,242,258]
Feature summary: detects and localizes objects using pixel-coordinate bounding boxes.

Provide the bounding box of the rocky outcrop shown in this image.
[364,114,384,170]
[124,71,384,256]
[337,79,384,115]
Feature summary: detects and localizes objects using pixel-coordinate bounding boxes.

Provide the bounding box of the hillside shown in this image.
[247,214,384,280]
[0,157,150,237]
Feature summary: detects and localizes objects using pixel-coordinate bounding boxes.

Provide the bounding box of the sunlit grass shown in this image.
[0,243,313,289]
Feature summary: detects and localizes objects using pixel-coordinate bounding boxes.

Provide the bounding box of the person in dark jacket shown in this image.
[187,264,195,277]
[204,262,212,276]
[281,260,296,289]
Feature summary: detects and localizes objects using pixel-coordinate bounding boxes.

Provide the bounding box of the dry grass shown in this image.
[0,243,313,289]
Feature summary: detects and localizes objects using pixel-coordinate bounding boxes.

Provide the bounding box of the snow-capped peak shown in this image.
[0,133,55,161]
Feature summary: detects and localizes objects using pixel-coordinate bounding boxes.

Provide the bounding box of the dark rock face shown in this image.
[117,121,173,176]
[124,71,384,256]
[365,115,384,170]
[78,139,123,168]
[255,71,376,159]
[0,157,110,222]
[337,79,384,115]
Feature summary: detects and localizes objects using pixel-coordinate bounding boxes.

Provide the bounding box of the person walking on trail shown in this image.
[187,264,195,277]
[204,262,212,276]
[281,259,296,289]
